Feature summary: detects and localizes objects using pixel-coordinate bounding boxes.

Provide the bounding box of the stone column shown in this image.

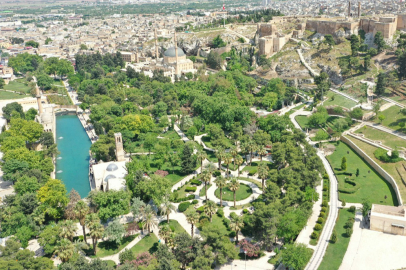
[348,1,351,18]
[174,31,179,76]
[154,29,159,60]
[36,85,43,115]
[358,2,361,18]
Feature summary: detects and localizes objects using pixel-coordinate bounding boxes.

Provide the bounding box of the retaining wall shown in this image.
[341,135,403,205]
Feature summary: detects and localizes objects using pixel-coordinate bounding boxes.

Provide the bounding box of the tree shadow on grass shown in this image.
[149,242,158,254]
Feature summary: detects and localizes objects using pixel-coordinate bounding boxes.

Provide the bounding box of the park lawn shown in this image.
[202,135,233,149]
[347,136,406,202]
[200,184,212,197]
[323,91,357,109]
[242,161,273,172]
[0,91,27,99]
[318,209,355,270]
[238,177,262,189]
[285,103,306,116]
[295,115,309,129]
[165,174,184,185]
[159,219,187,235]
[176,183,196,198]
[52,79,65,87]
[105,260,116,268]
[130,233,159,256]
[355,125,406,149]
[199,214,231,236]
[326,141,397,205]
[374,105,405,131]
[4,80,31,93]
[160,130,181,140]
[88,234,138,258]
[204,149,218,163]
[214,183,253,201]
[47,95,72,105]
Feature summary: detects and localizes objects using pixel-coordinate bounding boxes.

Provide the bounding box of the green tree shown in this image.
[375,72,387,96]
[214,175,227,207]
[85,213,104,255]
[2,102,24,121]
[181,142,196,174]
[160,194,176,223]
[281,243,313,270]
[364,55,371,72]
[362,199,371,217]
[57,59,74,79]
[74,200,89,243]
[212,35,226,48]
[230,215,244,242]
[185,209,200,238]
[206,51,222,70]
[59,220,76,241]
[314,72,331,102]
[37,179,69,219]
[204,200,217,222]
[196,150,208,173]
[0,78,4,88]
[262,92,278,110]
[350,34,360,56]
[25,40,39,48]
[104,219,125,246]
[374,31,385,52]
[257,162,269,192]
[54,239,74,263]
[228,178,240,208]
[341,156,347,171]
[141,204,157,233]
[378,114,385,123]
[200,169,212,201]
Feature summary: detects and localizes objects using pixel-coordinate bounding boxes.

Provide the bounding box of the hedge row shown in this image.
[338,178,359,194]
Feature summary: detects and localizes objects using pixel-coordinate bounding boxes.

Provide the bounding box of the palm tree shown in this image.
[247,141,257,166]
[54,238,75,263]
[200,169,212,201]
[59,220,76,242]
[159,224,172,243]
[257,145,268,161]
[230,146,238,168]
[235,156,244,176]
[185,209,200,237]
[205,162,216,174]
[197,150,208,173]
[89,222,104,255]
[214,176,227,207]
[230,215,245,242]
[73,239,89,256]
[204,200,218,222]
[215,147,225,170]
[142,205,158,233]
[74,200,89,243]
[223,153,233,176]
[257,162,269,192]
[160,195,176,223]
[228,178,240,208]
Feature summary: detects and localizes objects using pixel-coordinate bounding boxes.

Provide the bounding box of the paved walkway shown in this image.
[297,49,320,77]
[381,97,405,108]
[99,234,146,264]
[330,88,359,103]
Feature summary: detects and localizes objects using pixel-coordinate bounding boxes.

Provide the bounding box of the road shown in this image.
[305,152,338,270]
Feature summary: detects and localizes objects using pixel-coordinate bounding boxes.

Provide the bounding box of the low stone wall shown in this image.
[341,136,403,205]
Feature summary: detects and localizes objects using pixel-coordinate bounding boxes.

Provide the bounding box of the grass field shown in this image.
[0,91,27,99]
[347,136,406,201]
[318,209,355,270]
[323,91,358,109]
[4,79,31,94]
[295,115,309,129]
[202,136,233,149]
[200,184,212,197]
[198,214,231,236]
[159,219,187,235]
[105,260,116,268]
[374,105,404,131]
[326,141,397,205]
[355,125,406,149]
[87,234,138,258]
[214,183,253,201]
[130,233,158,256]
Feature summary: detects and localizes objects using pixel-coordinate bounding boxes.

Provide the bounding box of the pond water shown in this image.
[55,114,91,198]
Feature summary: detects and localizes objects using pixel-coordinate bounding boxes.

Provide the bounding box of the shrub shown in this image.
[192,199,198,205]
[217,209,224,217]
[178,202,191,212]
[349,206,356,213]
[230,212,238,220]
[323,185,328,191]
[213,171,221,177]
[199,217,209,227]
[223,218,231,228]
[330,230,337,243]
[346,227,353,237]
[274,247,279,254]
[190,179,202,185]
[314,224,322,231]
[243,209,249,214]
[229,231,236,238]
[317,217,324,224]
[323,174,329,179]
[341,200,346,207]
[169,225,175,232]
[311,231,319,239]
[321,207,327,213]
[374,148,403,163]
[319,212,326,218]
[185,186,197,192]
[322,200,328,207]
[248,169,257,176]
[196,206,204,213]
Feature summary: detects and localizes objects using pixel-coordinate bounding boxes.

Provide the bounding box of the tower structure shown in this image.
[174,31,179,76]
[114,133,125,162]
[348,1,351,17]
[155,29,159,60]
[35,85,43,115]
[358,2,361,18]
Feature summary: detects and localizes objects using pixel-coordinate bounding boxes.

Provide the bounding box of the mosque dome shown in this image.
[106,163,118,171]
[104,174,116,182]
[164,47,185,57]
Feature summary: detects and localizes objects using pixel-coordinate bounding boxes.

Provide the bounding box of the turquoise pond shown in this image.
[56,115,91,198]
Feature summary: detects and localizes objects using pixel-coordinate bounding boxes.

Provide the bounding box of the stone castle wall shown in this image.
[306,20,359,35]
[341,136,403,205]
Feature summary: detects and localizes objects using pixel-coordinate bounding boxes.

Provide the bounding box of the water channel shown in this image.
[55,114,91,198]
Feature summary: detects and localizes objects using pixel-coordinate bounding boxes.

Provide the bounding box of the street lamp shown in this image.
[244,250,247,269]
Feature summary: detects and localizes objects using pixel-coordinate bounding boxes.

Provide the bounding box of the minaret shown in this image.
[348,1,351,18]
[114,132,125,161]
[155,29,159,60]
[36,85,43,115]
[174,31,179,76]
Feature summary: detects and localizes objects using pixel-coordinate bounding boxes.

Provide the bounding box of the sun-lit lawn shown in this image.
[323,91,358,109]
[318,208,355,270]
[201,136,233,149]
[130,233,159,256]
[4,80,31,93]
[105,260,116,268]
[200,184,212,197]
[375,105,404,131]
[347,136,406,201]
[214,183,253,201]
[355,125,406,149]
[198,214,231,237]
[87,234,138,258]
[159,219,187,235]
[295,115,309,129]
[0,91,27,99]
[160,130,181,140]
[326,141,397,205]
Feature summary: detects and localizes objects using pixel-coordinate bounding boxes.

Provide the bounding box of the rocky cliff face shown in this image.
[317,63,343,85]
